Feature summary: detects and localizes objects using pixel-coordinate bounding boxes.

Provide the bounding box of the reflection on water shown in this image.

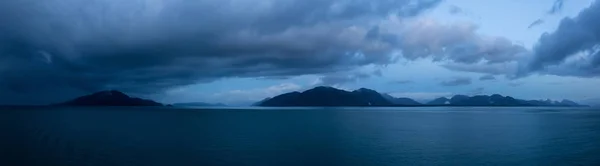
[2,107,600,166]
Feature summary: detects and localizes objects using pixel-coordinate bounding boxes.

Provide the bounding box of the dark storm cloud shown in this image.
[520,1,600,78]
[440,77,472,86]
[479,75,496,81]
[0,0,443,104]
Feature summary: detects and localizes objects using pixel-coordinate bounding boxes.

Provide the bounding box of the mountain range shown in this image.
[55,88,587,107]
[258,86,587,107]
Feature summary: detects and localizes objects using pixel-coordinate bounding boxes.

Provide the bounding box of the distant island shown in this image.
[58,90,231,107]
[172,102,227,107]
[258,86,587,107]
[58,90,163,106]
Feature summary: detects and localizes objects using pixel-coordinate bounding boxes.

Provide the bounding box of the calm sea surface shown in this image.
[1,107,600,166]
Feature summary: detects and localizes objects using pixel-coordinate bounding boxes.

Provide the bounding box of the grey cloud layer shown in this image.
[316,72,372,86]
[391,80,414,84]
[438,0,600,79]
[479,75,496,81]
[523,1,600,77]
[379,19,528,64]
[440,77,472,86]
[0,0,444,104]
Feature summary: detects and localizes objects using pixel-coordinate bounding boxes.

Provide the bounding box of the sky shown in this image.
[1,0,600,105]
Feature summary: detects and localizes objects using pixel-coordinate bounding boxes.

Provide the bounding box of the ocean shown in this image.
[1,107,600,166]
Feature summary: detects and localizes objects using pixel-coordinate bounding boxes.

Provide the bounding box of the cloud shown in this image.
[390,80,414,84]
[547,81,564,85]
[521,1,600,78]
[449,5,463,15]
[383,18,528,77]
[469,87,485,95]
[479,75,496,81]
[508,82,525,87]
[528,19,545,29]
[549,0,565,14]
[315,73,369,86]
[440,77,472,86]
[314,68,383,86]
[387,18,528,64]
[442,61,519,76]
[0,0,444,104]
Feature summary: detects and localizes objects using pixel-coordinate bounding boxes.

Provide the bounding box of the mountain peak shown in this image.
[304,86,342,93]
[260,87,391,107]
[313,86,337,90]
[59,90,162,106]
[490,94,503,98]
[355,88,376,92]
[353,88,380,95]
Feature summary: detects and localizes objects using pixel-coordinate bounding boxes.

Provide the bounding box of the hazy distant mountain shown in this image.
[259,86,586,107]
[559,100,580,106]
[172,102,227,107]
[425,94,587,107]
[381,93,422,105]
[582,98,600,107]
[520,99,585,107]
[427,97,450,105]
[59,90,163,106]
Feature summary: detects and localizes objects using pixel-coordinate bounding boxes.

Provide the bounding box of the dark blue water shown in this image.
[1,107,600,166]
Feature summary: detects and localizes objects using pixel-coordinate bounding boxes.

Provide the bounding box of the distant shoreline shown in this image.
[0,105,591,108]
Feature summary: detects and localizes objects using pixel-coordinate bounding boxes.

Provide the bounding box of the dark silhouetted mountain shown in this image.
[252,98,272,106]
[259,86,393,107]
[172,102,227,107]
[352,88,393,106]
[450,95,470,104]
[447,94,522,106]
[427,97,450,105]
[59,90,163,106]
[382,93,422,105]
[259,86,586,107]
